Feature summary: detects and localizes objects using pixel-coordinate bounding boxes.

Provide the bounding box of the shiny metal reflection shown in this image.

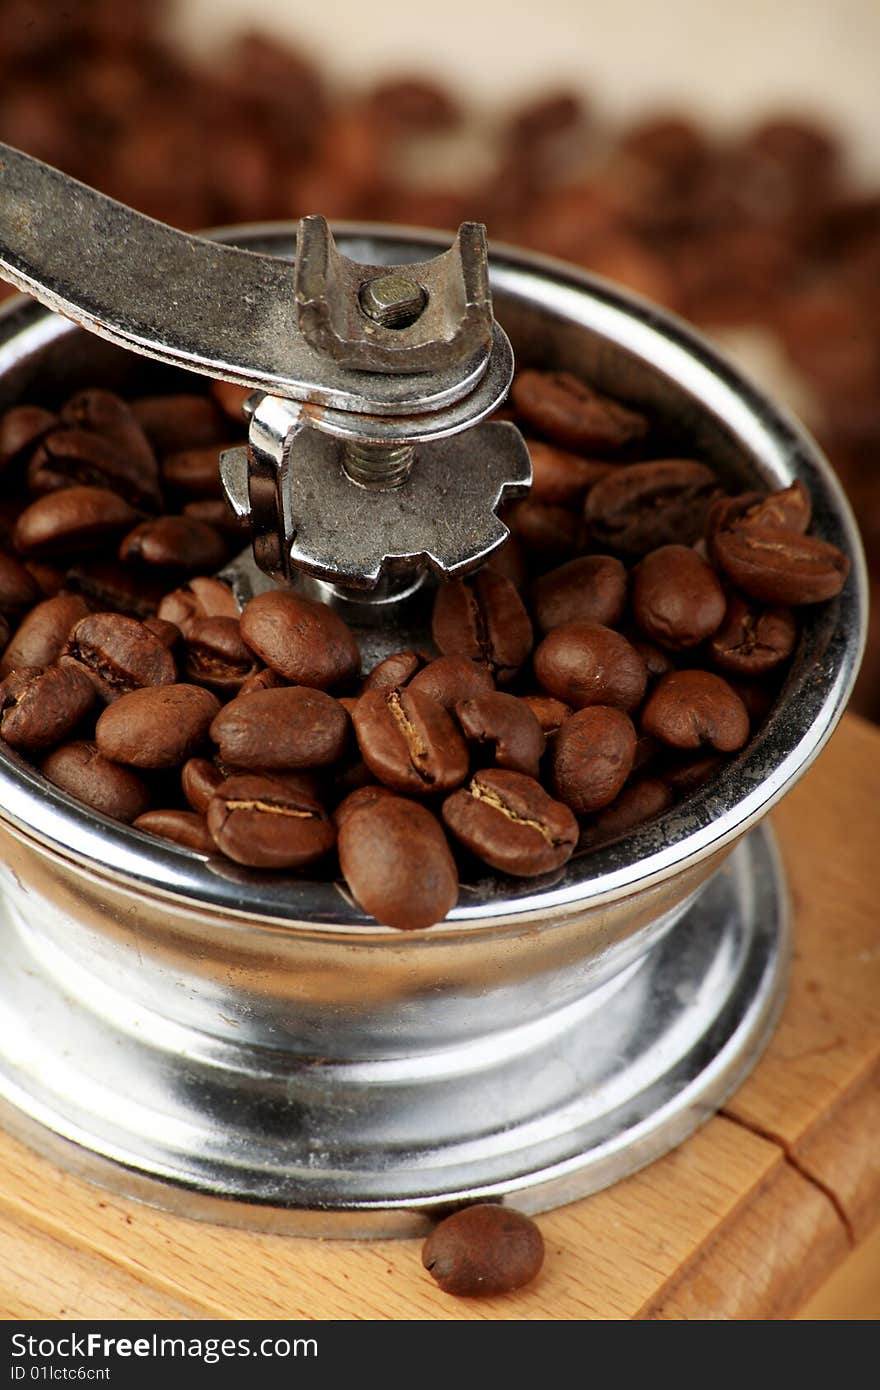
[0,226,865,1232]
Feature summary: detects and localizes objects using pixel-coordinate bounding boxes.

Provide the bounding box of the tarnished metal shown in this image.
[221,399,530,588]
[0,147,526,591]
[296,215,491,371]
[0,146,490,415]
[359,272,428,329]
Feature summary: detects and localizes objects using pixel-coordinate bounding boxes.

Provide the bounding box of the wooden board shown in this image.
[0,713,878,1321]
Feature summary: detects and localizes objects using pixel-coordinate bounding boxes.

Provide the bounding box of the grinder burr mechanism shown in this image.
[0,147,866,1235]
[0,145,531,597]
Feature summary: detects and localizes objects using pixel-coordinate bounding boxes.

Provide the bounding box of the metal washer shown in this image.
[0,824,788,1237]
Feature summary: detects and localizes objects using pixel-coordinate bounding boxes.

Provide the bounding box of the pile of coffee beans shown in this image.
[0,366,850,930]
[0,1,876,719]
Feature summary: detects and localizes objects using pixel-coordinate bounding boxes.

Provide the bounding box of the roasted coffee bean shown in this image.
[211,686,349,770]
[511,369,648,453]
[709,595,798,675]
[96,684,221,768]
[144,617,181,649]
[239,590,360,690]
[442,769,578,876]
[662,750,727,794]
[486,534,528,590]
[210,380,251,422]
[0,404,57,471]
[455,692,545,778]
[506,498,585,561]
[531,554,627,633]
[422,1204,544,1297]
[408,655,495,710]
[161,445,233,500]
[27,428,163,511]
[337,795,458,930]
[631,638,676,682]
[0,594,90,676]
[158,576,240,629]
[240,767,325,801]
[41,740,151,823]
[586,776,673,845]
[13,486,137,557]
[617,112,709,173]
[329,750,375,800]
[0,665,96,753]
[182,616,259,693]
[182,497,248,538]
[60,389,156,469]
[119,515,228,572]
[550,705,637,814]
[0,551,41,614]
[738,115,839,197]
[239,668,286,696]
[632,544,726,649]
[527,439,612,505]
[181,757,225,815]
[711,525,850,605]
[131,394,227,454]
[642,670,750,751]
[22,561,65,599]
[62,612,177,701]
[366,75,459,131]
[361,649,424,692]
[432,571,533,684]
[520,694,571,734]
[585,459,719,554]
[333,783,396,830]
[632,731,662,773]
[353,687,468,796]
[727,675,776,725]
[738,480,811,535]
[0,501,22,550]
[534,622,647,711]
[133,809,215,853]
[704,492,763,556]
[207,773,335,869]
[64,559,166,618]
[506,87,585,149]
[183,500,247,542]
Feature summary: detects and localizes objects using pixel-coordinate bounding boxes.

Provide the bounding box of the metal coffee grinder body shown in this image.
[0,150,866,1233]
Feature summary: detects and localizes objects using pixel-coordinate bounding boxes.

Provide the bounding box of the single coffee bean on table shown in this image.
[422,1204,545,1296]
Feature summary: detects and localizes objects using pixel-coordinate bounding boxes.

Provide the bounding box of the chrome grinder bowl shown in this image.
[0,226,866,1235]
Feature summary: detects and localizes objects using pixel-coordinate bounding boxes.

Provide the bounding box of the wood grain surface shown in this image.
[0,714,878,1321]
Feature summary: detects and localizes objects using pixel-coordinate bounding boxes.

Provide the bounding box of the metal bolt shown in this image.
[342,440,414,490]
[359,273,428,329]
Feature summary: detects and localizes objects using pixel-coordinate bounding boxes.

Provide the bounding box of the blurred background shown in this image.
[1,0,877,715]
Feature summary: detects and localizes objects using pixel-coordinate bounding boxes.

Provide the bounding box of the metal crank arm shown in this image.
[0,143,531,591]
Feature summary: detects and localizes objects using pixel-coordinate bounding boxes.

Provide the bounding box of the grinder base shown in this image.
[0,825,788,1238]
